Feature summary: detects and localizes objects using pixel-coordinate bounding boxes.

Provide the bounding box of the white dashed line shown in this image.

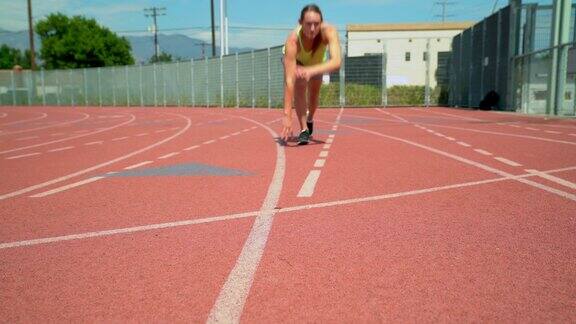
[155,130,167,133]
[325,138,334,144]
[50,133,65,136]
[112,137,129,141]
[445,137,455,141]
[124,161,153,170]
[525,127,539,131]
[297,170,321,197]
[203,140,216,145]
[30,177,105,198]
[136,133,148,137]
[48,146,74,152]
[220,135,230,140]
[457,141,471,147]
[545,130,562,134]
[474,149,492,156]
[232,132,241,136]
[85,141,103,146]
[319,151,329,158]
[6,152,41,160]
[569,133,576,137]
[323,144,331,150]
[494,157,522,167]
[158,152,179,159]
[184,145,200,151]
[314,159,326,168]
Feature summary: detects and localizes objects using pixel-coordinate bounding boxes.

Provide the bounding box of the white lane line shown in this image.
[297,170,321,197]
[434,133,445,137]
[314,159,326,168]
[112,137,129,141]
[136,133,148,137]
[545,130,562,134]
[4,166,576,250]
[0,114,136,155]
[336,122,576,201]
[6,152,41,160]
[232,132,241,136]
[220,135,230,140]
[445,137,455,141]
[48,146,74,153]
[158,152,179,159]
[323,144,331,150]
[509,124,521,128]
[1,112,47,126]
[0,113,90,136]
[73,130,89,134]
[155,129,167,133]
[326,138,334,144]
[526,169,576,190]
[124,161,153,170]
[474,149,492,156]
[31,177,105,198]
[457,141,471,147]
[16,136,39,141]
[50,133,65,136]
[242,129,250,132]
[494,157,522,167]
[525,127,539,131]
[0,113,191,201]
[207,116,285,324]
[203,140,216,145]
[319,151,329,158]
[184,145,200,151]
[250,126,257,130]
[84,141,103,146]
[328,134,335,139]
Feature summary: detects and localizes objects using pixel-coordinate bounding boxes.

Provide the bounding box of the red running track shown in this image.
[0,106,575,322]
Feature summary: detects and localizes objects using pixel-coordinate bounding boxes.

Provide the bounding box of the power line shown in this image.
[144,7,166,61]
[434,1,456,22]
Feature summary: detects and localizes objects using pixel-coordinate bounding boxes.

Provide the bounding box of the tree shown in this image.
[0,45,33,69]
[149,52,173,64]
[35,13,134,69]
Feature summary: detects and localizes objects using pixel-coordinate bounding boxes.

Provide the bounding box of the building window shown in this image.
[405,52,411,62]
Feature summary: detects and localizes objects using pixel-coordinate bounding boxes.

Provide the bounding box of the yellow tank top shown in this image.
[284,25,327,66]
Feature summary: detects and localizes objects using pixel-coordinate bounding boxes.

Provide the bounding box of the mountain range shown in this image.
[0,28,253,63]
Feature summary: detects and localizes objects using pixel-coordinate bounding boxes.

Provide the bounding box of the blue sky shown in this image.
[1,0,517,48]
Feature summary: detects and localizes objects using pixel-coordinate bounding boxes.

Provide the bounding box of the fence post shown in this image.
[191,58,195,107]
[56,75,61,106]
[83,68,88,106]
[153,63,158,107]
[381,41,387,107]
[125,65,130,107]
[235,52,239,108]
[205,56,209,108]
[97,68,102,107]
[41,68,46,106]
[339,55,345,108]
[69,70,75,107]
[112,67,117,106]
[139,64,144,107]
[10,70,16,106]
[162,64,167,107]
[26,71,32,106]
[267,47,271,109]
[251,50,255,108]
[220,55,224,108]
[425,39,431,108]
[176,61,181,107]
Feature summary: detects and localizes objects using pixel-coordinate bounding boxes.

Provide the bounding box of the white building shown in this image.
[346,22,473,88]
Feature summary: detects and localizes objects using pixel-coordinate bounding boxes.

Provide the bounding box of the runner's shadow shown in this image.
[275,137,325,147]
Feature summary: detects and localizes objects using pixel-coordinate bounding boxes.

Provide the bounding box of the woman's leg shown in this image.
[306,78,322,134]
[294,78,308,133]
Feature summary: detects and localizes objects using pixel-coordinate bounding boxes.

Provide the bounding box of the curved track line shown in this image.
[0,112,191,201]
[1,112,47,127]
[207,116,285,324]
[329,120,576,201]
[0,112,90,136]
[0,114,136,154]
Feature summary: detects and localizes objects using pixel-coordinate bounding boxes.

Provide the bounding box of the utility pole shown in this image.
[211,0,216,57]
[27,0,36,70]
[434,1,455,23]
[144,7,166,61]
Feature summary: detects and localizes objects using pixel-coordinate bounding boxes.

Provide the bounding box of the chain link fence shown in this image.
[0,41,448,108]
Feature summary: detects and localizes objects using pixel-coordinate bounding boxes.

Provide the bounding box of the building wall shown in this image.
[347,29,464,88]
